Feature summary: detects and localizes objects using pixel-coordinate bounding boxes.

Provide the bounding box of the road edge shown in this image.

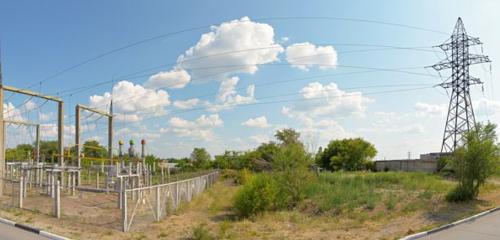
[0,216,71,240]
[400,206,500,240]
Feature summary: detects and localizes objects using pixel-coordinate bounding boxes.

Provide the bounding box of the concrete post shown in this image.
[35,125,40,164]
[75,105,81,186]
[118,177,123,209]
[19,176,23,208]
[57,102,64,166]
[96,171,99,189]
[54,180,60,218]
[0,71,4,196]
[108,102,113,165]
[122,188,127,232]
[156,186,160,221]
[71,172,75,196]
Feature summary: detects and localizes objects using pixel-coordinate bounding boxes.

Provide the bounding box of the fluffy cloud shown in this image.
[3,102,24,121]
[173,98,204,110]
[167,114,223,140]
[145,68,191,89]
[283,82,370,118]
[242,116,270,128]
[89,81,170,122]
[414,102,446,117]
[176,16,283,82]
[475,97,500,116]
[207,77,256,112]
[286,42,338,71]
[250,134,271,144]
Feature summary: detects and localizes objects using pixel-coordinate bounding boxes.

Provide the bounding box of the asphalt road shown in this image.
[0,222,50,240]
[422,209,500,240]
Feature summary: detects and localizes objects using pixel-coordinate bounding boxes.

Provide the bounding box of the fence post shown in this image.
[54,180,60,218]
[122,189,128,232]
[96,171,99,189]
[118,177,123,209]
[156,186,160,221]
[19,176,23,208]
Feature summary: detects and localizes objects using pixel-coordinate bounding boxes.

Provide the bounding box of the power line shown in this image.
[17,16,449,91]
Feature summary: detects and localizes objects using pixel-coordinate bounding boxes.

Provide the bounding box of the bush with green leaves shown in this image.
[316,138,377,171]
[446,122,500,202]
[233,173,286,217]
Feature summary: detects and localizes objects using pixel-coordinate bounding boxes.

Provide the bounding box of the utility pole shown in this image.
[432,18,491,153]
[0,51,4,196]
[108,100,113,164]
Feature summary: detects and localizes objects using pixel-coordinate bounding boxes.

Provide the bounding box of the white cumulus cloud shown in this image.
[176,16,283,82]
[145,68,191,89]
[414,102,446,117]
[242,116,270,128]
[286,42,338,71]
[207,77,256,112]
[89,81,170,122]
[173,98,204,110]
[283,82,370,118]
[167,114,223,141]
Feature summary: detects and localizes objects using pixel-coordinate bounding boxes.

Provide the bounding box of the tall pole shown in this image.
[75,105,81,185]
[0,53,4,196]
[432,18,491,153]
[108,101,113,164]
[35,125,40,163]
[58,102,64,165]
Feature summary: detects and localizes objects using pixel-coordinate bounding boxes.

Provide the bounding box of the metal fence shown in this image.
[121,171,219,232]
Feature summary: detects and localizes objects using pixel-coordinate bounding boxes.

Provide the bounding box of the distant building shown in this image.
[374,152,445,172]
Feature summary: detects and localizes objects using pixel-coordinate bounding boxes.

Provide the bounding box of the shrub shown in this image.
[191,224,214,240]
[233,174,286,217]
[235,168,253,185]
[446,123,500,202]
[317,138,377,171]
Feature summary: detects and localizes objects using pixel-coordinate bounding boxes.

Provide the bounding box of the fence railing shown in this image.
[121,171,219,232]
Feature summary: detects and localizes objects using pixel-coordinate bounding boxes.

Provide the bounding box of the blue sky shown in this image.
[1,0,499,159]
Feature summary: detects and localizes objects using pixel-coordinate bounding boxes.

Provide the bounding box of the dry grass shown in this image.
[0,172,499,239]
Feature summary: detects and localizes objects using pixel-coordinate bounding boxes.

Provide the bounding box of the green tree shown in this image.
[275,128,302,146]
[446,122,500,201]
[317,138,377,171]
[190,148,212,169]
[39,140,58,162]
[82,140,107,158]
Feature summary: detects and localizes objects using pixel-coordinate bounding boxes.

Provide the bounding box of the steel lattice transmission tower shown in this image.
[432,18,491,153]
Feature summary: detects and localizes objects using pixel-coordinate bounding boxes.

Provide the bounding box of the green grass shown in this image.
[301,172,454,213]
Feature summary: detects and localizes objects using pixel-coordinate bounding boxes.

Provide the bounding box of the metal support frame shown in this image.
[75,103,113,186]
[0,78,63,196]
[431,18,491,153]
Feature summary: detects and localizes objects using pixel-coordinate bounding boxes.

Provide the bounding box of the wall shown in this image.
[375,159,438,172]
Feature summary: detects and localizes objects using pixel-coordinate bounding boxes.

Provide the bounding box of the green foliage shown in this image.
[213,151,252,170]
[302,172,451,213]
[145,154,158,168]
[275,128,302,146]
[191,224,214,240]
[235,168,253,185]
[82,140,107,158]
[191,148,212,169]
[446,122,500,202]
[233,173,286,217]
[316,138,377,171]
